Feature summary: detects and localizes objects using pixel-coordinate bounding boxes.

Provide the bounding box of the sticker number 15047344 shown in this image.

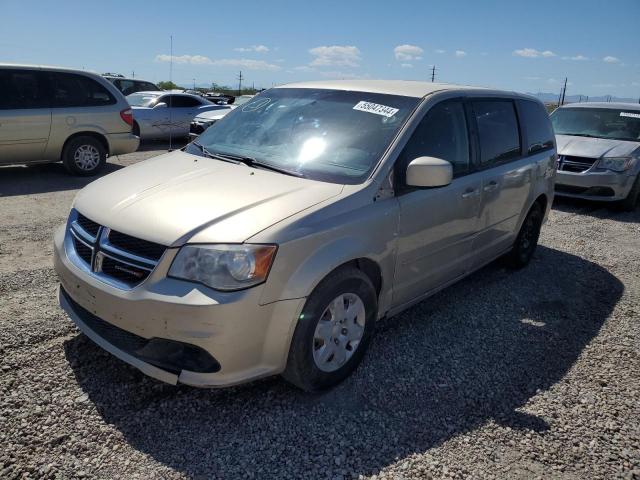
[353,101,399,118]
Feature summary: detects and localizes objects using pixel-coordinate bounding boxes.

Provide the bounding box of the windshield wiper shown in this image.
[561,133,599,138]
[212,152,306,178]
[191,142,241,164]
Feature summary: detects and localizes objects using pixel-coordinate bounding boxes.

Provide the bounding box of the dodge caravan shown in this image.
[54,80,556,391]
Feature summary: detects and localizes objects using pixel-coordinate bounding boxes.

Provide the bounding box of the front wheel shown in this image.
[282,266,377,392]
[505,202,543,268]
[616,175,640,212]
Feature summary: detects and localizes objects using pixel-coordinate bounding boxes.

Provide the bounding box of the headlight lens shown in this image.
[168,244,277,291]
[597,156,632,172]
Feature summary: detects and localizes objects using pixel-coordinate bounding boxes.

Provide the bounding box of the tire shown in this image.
[616,175,640,212]
[62,136,106,176]
[282,266,377,392]
[505,202,544,269]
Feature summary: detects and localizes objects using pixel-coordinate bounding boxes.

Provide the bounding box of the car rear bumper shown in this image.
[555,170,636,201]
[53,225,305,387]
[107,133,140,156]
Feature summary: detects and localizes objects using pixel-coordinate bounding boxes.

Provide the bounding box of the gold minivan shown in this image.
[0,64,139,175]
[54,80,556,391]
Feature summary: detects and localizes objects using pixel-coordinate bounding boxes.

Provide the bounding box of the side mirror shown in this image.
[406,156,453,188]
[153,102,167,109]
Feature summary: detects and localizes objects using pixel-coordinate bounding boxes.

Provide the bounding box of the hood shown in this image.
[556,134,640,159]
[73,151,344,246]
[194,107,235,121]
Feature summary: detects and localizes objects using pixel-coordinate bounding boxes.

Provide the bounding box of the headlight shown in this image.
[597,156,633,172]
[168,244,277,291]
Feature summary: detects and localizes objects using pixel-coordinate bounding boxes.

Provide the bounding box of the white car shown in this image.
[127,91,222,140]
[189,95,255,139]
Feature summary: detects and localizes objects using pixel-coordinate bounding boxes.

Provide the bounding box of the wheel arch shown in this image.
[62,131,110,158]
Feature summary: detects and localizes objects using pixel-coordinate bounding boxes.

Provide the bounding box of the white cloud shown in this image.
[513,48,556,58]
[400,63,413,68]
[309,45,361,67]
[455,50,467,57]
[155,54,280,70]
[394,44,423,61]
[603,56,620,63]
[563,54,589,61]
[435,49,446,54]
[234,45,269,53]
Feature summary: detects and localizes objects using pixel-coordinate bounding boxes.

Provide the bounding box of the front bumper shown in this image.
[53,225,305,387]
[555,170,636,201]
[106,132,140,156]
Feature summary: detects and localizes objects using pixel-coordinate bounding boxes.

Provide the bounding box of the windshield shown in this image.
[126,93,160,107]
[186,88,419,184]
[551,107,640,142]
[233,95,254,106]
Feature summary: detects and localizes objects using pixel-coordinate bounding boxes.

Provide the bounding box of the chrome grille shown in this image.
[66,210,166,289]
[557,155,596,173]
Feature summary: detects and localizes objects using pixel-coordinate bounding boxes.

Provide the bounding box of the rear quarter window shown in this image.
[0,69,49,109]
[519,100,554,154]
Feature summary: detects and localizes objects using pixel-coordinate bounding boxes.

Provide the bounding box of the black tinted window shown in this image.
[0,69,49,109]
[168,96,201,108]
[137,81,158,91]
[473,100,521,165]
[50,73,116,107]
[399,101,470,178]
[519,100,554,154]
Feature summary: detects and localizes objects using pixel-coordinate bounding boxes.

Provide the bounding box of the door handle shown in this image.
[483,181,498,192]
[461,188,479,198]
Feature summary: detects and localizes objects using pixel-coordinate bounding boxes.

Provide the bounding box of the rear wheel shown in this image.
[62,136,106,176]
[283,266,377,392]
[616,175,640,212]
[505,202,543,268]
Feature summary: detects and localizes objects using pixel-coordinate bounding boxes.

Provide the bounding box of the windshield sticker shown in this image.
[353,101,399,118]
[242,97,271,112]
[620,112,640,119]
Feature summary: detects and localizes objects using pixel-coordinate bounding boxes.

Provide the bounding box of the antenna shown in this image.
[168,35,173,151]
[237,71,244,96]
[431,65,436,83]
[132,71,135,79]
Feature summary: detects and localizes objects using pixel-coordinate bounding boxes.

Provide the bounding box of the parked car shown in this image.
[0,64,139,175]
[551,102,640,210]
[54,80,555,391]
[189,95,254,139]
[126,91,220,140]
[103,74,160,96]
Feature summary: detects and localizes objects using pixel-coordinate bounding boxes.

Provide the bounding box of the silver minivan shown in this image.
[551,102,640,211]
[0,64,139,175]
[54,80,556,391]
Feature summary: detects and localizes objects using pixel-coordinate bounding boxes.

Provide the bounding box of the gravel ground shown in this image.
[1,148,638,480]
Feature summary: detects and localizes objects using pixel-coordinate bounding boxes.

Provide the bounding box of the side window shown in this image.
[137,82,158,92]
[0,69,49,109]
[50,73,115,108]
[117,80,136,96]
[519,100,554,154]
[398,100,470,181]
[472,100,521,165]
[170,96,201,108]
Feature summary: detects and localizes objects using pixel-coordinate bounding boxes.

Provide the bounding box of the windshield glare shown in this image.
[126,93,160,107]
[188,88,419,184]
[551,107,640,142]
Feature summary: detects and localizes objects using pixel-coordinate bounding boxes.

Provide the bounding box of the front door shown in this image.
[393,100,482,308]
[0,69,51,163]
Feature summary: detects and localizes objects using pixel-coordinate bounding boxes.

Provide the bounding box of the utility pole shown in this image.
[237,71,244,96]
[431,65,436,82]
[132,71,135,79]
[193,78,196,90]
[560,77,568,105]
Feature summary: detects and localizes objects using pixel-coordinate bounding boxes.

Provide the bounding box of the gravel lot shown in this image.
[1,148,638,480]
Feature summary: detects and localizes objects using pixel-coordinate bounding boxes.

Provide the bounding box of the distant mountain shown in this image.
[529,92,640,105]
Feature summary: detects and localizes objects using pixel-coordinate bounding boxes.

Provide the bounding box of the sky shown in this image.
[1,0,639,99]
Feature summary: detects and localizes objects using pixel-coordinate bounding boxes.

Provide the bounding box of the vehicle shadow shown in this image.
[137,139,188,152]
[0,162,124,197]
[552,196,640,223]
[64,246,623,478]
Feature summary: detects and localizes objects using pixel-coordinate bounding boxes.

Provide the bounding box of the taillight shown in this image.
[120,108,133,127]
